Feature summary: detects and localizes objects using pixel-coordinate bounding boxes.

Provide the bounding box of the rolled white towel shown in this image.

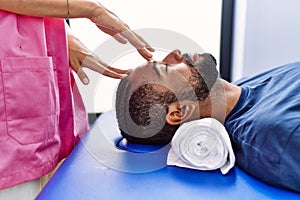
[167,118,235,175]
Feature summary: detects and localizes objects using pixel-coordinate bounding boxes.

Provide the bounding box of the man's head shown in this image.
[115,50,219,145]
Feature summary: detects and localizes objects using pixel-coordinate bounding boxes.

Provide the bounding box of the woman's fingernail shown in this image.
[83,78,89,85]
[121,74,128,79]
[149,47,155,52]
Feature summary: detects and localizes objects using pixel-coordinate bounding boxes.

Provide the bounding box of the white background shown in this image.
[232,0,300,81]
[70,0,223,113]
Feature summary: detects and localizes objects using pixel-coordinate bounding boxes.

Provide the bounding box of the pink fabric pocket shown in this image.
[1,57,58,145]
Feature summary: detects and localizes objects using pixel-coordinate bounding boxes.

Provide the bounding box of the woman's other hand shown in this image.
[67,30,131,85]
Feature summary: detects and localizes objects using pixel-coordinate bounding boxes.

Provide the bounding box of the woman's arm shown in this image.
[0,0,97,19]
[0,0,154,66]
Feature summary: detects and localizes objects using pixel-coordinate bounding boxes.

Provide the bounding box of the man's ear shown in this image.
[165,101,198,126]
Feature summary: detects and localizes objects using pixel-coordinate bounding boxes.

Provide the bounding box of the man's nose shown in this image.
[162,49,183,64]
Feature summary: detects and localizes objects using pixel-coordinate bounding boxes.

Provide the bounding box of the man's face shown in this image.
[127,49,208,94]
[116,50,218,144]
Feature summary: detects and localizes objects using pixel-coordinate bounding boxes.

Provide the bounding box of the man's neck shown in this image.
[198,79,241,123]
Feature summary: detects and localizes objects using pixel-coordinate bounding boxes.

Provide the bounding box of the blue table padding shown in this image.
[36,111,300,200]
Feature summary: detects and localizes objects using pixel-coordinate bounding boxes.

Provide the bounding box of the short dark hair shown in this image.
[115,53,218,145]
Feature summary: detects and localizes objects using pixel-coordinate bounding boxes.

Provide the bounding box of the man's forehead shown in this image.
[127,76,193,98]
[127,62,155,82]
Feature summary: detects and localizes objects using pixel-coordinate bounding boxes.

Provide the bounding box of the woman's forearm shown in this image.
[0,0,99,19]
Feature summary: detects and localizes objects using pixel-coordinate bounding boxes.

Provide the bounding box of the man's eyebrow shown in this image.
[152,61,161,77]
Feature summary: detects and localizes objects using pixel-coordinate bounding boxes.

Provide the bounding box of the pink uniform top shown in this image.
[0,10,89,189]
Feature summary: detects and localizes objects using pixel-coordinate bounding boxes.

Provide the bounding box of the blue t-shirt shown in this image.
[225,62,300,192]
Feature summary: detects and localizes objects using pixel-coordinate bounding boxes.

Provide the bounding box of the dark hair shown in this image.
[115,53,218,145]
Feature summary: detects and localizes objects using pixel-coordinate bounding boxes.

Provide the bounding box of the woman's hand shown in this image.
[89,2,154,61]
[67,29,131,85]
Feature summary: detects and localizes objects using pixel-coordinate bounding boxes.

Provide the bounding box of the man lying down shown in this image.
[115,49,300,192]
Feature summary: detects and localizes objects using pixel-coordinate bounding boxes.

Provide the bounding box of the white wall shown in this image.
[69,0,223,113]
[232,0,300,81]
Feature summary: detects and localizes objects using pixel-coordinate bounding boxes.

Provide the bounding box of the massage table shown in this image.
[36,111,300,200]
